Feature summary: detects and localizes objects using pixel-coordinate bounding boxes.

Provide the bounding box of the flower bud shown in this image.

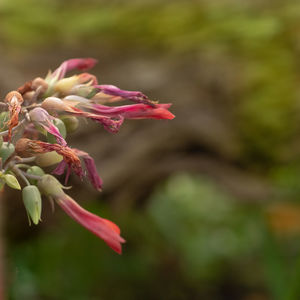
[27,166,45,185]
[15,138,32,158]
[23,91,35,103]
[29,107,50,124]
[41,97,67,112]
[22,185,42,225]
[70,85,97,99]
[32,77,48,94]
[4,174,21,190]
[35,151,63,167]
[4,91,23,105]
[29,108,49,135]
[60,116,79,133]
[47,118,66,143]
[38,175,65,197]
[0,142,15,163]
[54,76,79,94]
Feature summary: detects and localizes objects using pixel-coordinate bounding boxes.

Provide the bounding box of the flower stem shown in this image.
[12,166,30,186]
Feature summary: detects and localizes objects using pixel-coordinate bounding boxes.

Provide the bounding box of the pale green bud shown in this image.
[38,175,65,198]
[4,174,21,190]
[35,151,63,167]
[60,116,79,133]
[0,142,15,163]
[27,166,45,185]
[54,76,79,94]
[22,185,42,225]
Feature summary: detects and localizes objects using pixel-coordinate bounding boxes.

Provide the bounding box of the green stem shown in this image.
[14,164,31,169]
[21,171,42,181]
[12,166,30,186]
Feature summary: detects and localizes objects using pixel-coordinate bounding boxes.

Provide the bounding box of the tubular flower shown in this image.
[94,84,156,106]
[51,58,98,81]
[75,149,103,191]
[88,103,175,120]
[29,107,67,146]
[58,194,125,253]
[15,138,83,179]
[42,97,124,133]
[4,91,24,141]
[38,175,125,254]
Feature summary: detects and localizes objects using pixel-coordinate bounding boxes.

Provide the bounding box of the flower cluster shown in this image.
[0,58,174,254]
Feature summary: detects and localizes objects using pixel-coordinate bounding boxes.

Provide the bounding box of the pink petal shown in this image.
[42,122,67,146]
[57,195,125,253]
[94,85,155,106]
[53,58,98,80]
[52,160,67,175]
[91,103,175,120]
[73,149,103,191]
[82,156,103,191]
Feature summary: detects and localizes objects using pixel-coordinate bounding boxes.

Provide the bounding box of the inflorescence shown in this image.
[0,58,174,254]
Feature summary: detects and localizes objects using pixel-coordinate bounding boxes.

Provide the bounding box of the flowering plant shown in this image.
[0,58,174,254]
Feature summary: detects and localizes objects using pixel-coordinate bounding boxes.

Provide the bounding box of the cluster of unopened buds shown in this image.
[0,58,174,254]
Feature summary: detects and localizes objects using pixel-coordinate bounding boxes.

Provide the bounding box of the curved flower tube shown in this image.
[89,103,175,120]
[57,194,125,253]
[37,175,125,254]
[52,58,98,80]
[94,84,155,106]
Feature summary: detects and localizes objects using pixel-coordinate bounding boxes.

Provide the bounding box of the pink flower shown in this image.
[89,103,175,120]
[55,194,125,254]
[42,97,124,133]
[94,84,155,106]
[52,58,98,80]
[37,175,125,254]
[74,149,103,191]
[57,194,125,254]
[52,160,72,184]
[53,149,103,190]
[29,107,67,146]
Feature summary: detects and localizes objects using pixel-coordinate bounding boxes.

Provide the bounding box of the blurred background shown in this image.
[1,0,300,299]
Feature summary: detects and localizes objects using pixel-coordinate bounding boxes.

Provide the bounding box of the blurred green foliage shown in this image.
[8,174,265,299]
[148,174,263,283]
[9,174,300,299]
